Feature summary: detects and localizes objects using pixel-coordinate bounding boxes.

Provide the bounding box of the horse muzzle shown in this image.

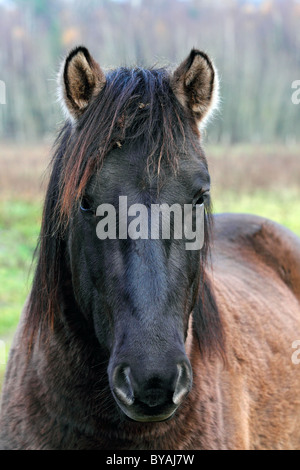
[110,359,192,422]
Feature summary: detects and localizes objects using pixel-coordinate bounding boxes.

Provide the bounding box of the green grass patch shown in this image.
[212,188,300,236]
[0,200,42,337]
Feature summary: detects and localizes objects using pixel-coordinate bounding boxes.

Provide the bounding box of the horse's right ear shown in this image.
[171,49,219,128]
[58,46,106,122]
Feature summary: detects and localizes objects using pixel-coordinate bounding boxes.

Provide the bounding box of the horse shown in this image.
[1,46,300,450]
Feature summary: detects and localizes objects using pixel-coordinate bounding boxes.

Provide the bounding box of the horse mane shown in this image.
[25,66,225,358]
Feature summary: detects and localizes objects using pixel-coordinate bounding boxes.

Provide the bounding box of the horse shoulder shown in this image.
[212,213,300,302]
[208,213,300,449]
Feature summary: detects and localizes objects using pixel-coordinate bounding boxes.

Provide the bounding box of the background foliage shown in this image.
[0,0,300,143]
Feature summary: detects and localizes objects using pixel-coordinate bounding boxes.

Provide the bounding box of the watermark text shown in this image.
[95,196,205,250]
[291,80,300,105]
[0,80,6,104]
[292,340,300,365]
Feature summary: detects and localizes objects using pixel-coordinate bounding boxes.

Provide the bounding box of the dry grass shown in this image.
[207,143,300,196]
[0,143,51,202]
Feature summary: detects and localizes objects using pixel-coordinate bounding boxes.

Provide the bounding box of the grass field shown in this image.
[0,142,300,392]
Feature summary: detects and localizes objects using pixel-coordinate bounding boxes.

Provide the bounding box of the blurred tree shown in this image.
[0,0,299,143]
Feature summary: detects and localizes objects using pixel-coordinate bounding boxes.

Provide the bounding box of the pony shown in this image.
[1,46,300,450]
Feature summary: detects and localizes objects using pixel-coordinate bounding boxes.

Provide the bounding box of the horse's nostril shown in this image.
[172,361,192,405]
[111,358,192,418]
[112,365,134,406]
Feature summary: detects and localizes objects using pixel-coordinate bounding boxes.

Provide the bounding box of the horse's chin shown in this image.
[116,400,178,423]
[125,411,177,423]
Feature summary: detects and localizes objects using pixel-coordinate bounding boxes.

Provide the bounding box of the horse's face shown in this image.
[60,47,218,422]
[68,147,210,421]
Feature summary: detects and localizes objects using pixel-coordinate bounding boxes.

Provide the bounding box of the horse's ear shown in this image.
[58,46,106,122]
[171,49,219,127]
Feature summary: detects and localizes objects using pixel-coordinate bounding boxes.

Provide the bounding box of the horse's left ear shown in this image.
[58,46,106,122]
[171,49,219,127]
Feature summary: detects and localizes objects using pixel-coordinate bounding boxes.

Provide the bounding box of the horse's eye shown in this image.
[193,190,209,207]
[80,196,94,213]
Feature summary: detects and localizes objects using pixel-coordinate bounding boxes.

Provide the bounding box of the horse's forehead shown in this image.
[85,151,209,206]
